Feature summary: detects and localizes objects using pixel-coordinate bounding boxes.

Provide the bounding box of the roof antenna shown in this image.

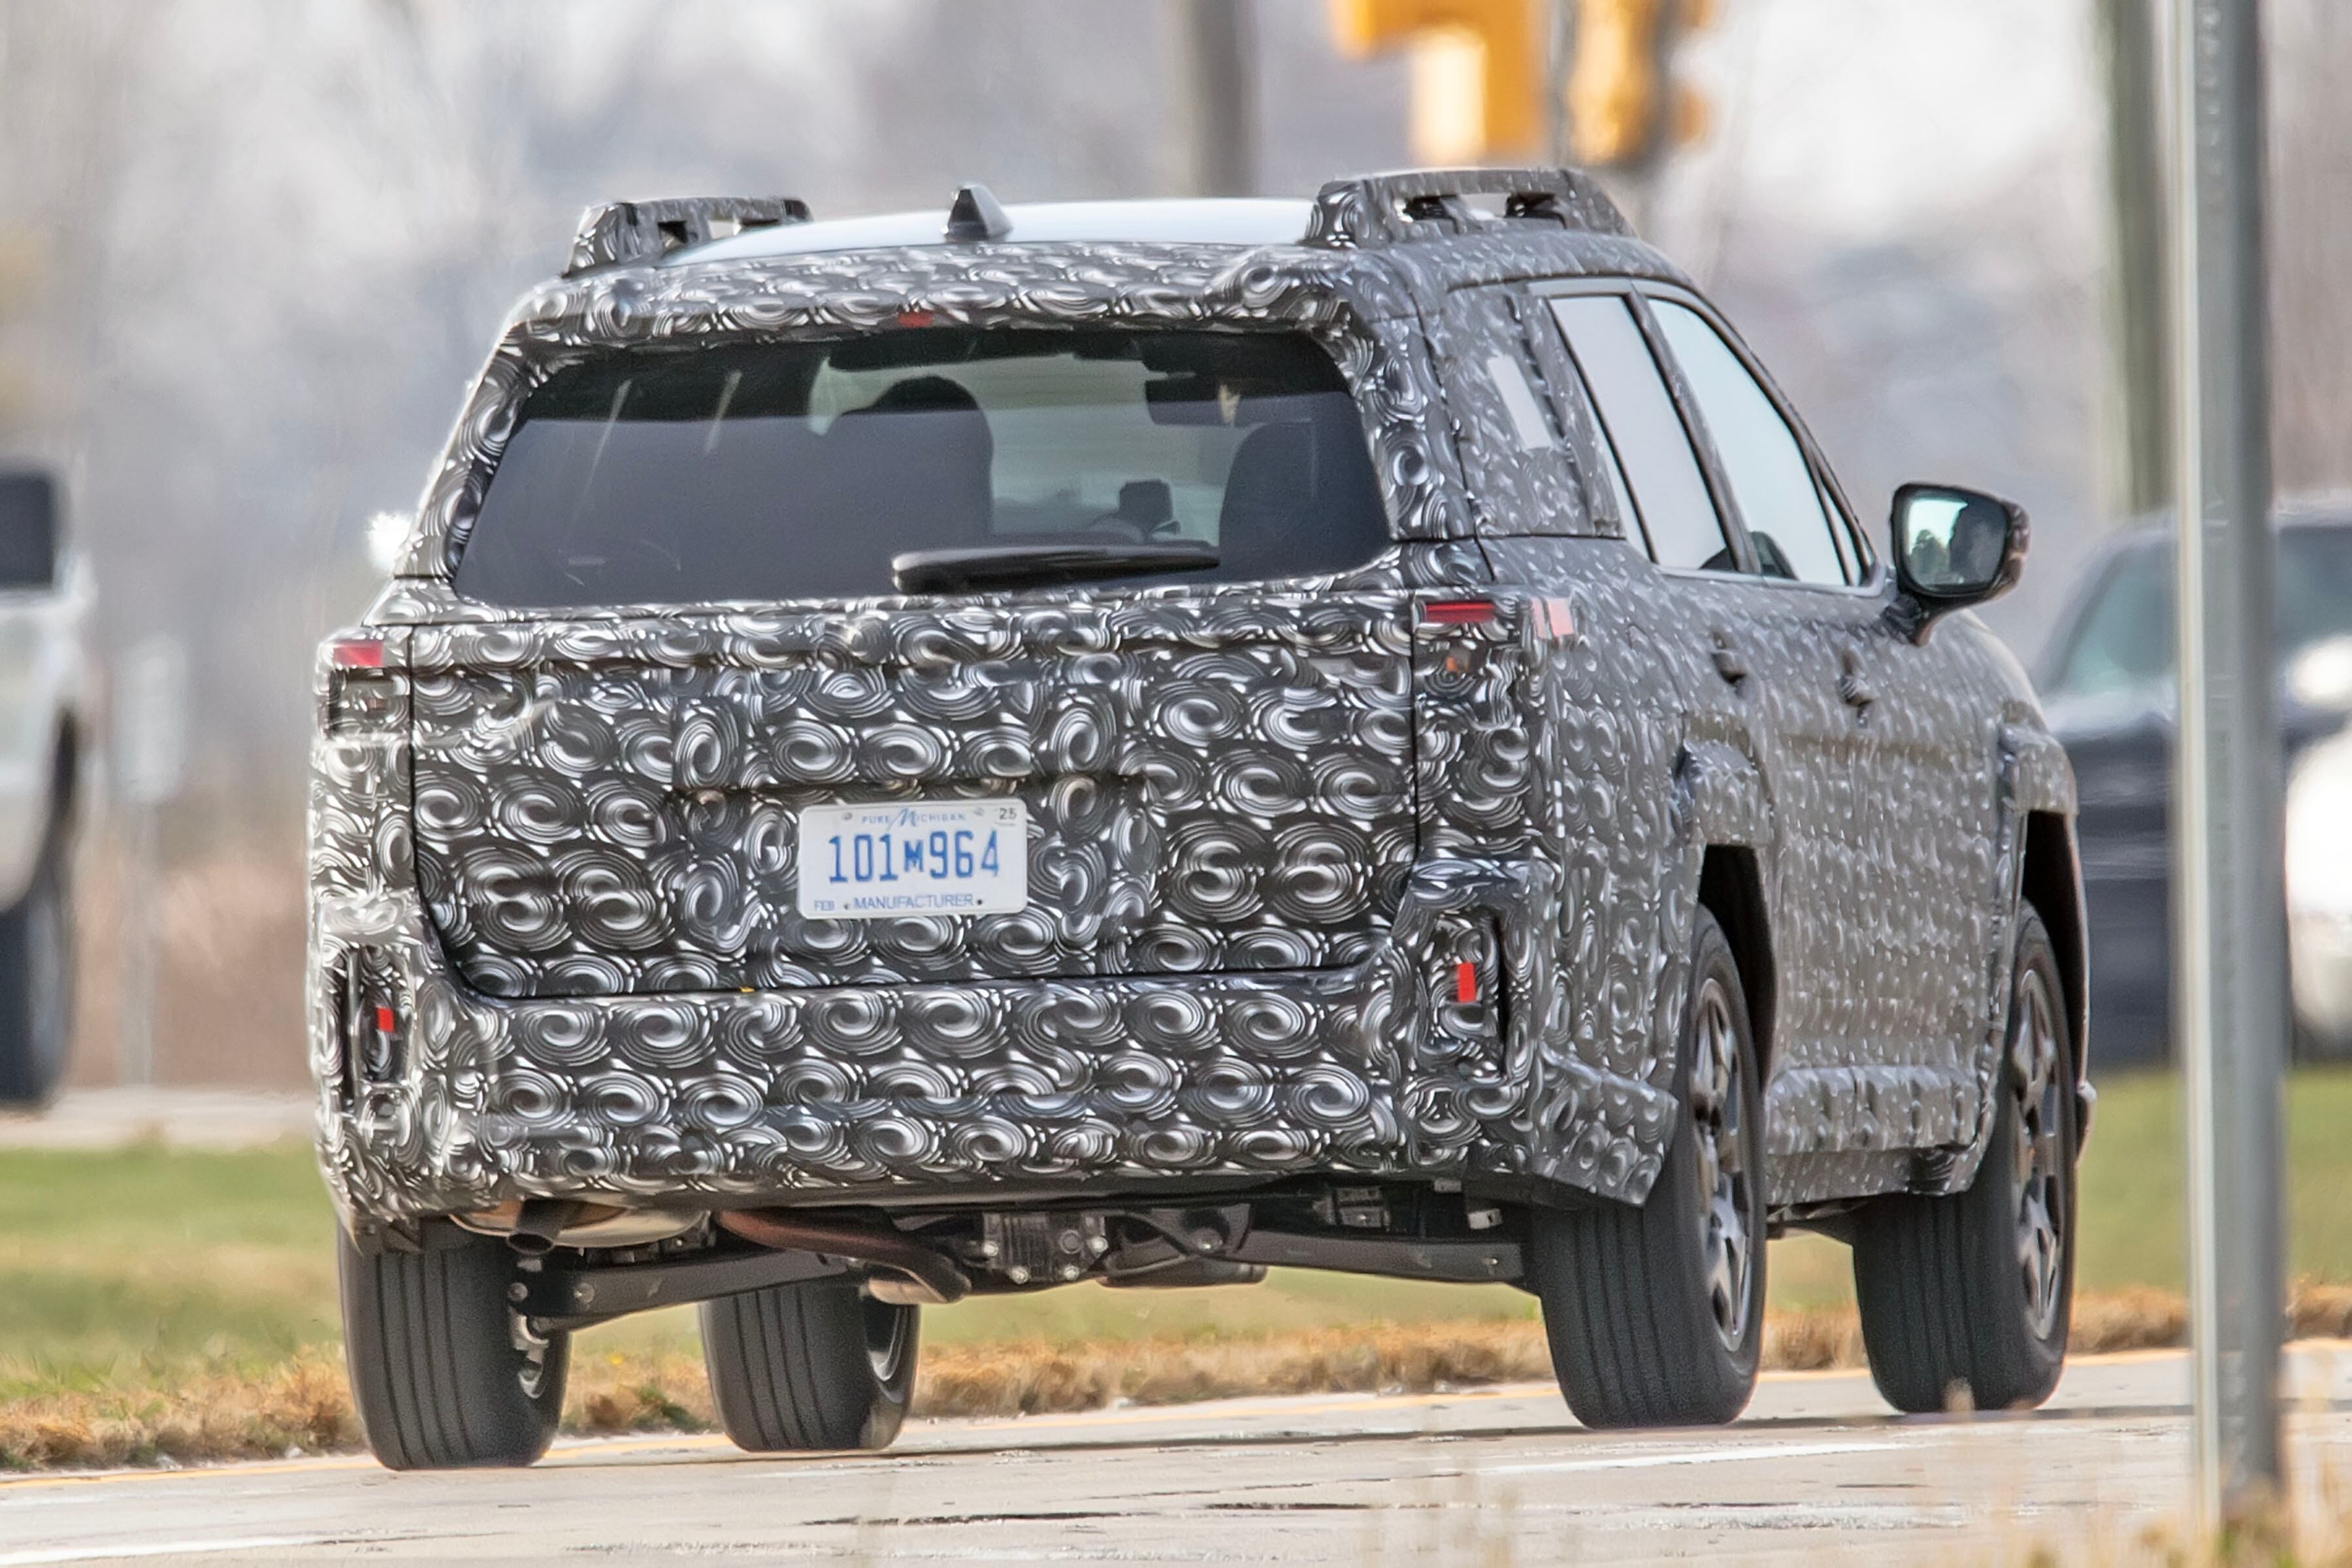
[944,183,1013,242]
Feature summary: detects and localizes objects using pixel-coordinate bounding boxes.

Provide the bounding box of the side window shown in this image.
[1485,353,1557,451]
[1650,300,1850,586]
[1548,295,1733,572]
[1437,286,1593,537]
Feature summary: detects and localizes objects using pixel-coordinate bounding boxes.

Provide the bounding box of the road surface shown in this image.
[3,1346,2349,1565]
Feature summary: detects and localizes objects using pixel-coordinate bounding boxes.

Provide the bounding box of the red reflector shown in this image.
[1421,599,1497,627]
[331,637,384,670]
[896,308,936,328]
[1454,961,1478,1004]
[374,1005,396,1034]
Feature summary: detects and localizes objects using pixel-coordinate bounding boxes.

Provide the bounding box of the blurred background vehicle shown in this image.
[2038,504,2352,1066]
[0,469,90,1104]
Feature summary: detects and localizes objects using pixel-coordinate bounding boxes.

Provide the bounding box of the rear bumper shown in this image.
[310,860,1676,1226]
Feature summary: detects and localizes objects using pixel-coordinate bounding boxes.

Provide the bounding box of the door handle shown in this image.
[1837,647,1876,710]
[1710,632,1747,684]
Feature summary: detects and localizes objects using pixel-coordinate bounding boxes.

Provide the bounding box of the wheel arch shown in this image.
[49,718,78,836]
[2019,809,2089,1083]
[1697,843,1775,1082]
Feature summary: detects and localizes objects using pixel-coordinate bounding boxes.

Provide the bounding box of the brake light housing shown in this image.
[1420,598,1497,627]
[330,636,384,670]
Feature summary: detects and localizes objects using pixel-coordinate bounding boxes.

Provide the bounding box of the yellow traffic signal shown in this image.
[1328,0,1547,159]
[1566,0,1667,169]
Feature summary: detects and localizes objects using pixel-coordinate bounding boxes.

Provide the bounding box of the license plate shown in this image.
[795,800,1029,921]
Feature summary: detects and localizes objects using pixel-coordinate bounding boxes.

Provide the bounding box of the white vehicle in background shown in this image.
[2286,638,2352,1053]
[0,470,92,1103]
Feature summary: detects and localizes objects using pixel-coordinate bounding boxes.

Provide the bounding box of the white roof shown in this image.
[676,198,1316,266]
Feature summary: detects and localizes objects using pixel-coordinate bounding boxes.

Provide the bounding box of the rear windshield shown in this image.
[452,328,1392,607]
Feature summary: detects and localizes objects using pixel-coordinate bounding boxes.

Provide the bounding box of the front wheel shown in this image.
[0,825,71,1106]
[338,1227,569,1469]
[1529,907,1767,1428]
[1851,907,2078,1413]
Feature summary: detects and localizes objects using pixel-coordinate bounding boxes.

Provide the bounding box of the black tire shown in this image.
[0,825,72,1107]
[1851,907,2078,1414]
[338,1226,568,1469]
[700,1281,919,1452]
[1529,907,1767,1428]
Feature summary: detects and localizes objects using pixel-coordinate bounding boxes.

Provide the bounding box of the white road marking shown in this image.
[0,1536,345,1565]
[1484,1437,1914,1476]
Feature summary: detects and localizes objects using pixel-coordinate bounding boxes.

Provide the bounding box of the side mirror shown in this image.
[1887,482,2027,643]
[0,470,59,591]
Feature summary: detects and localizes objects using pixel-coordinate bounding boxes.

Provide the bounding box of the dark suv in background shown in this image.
[313,168,2090,1468]
[2038,506,2352,1065]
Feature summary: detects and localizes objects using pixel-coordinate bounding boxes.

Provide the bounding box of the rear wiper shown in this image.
[891,542,1219,595]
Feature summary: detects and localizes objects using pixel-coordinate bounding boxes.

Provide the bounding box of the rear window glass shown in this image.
[452,328,1392,607]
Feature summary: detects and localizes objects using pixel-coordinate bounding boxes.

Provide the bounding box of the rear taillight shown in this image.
[1420,599,1497,627]
[323,633,400,731]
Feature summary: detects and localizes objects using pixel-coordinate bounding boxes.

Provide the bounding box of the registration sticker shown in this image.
[795,800,1029,921]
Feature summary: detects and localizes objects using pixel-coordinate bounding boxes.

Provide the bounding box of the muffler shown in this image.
[715,1210,971,1305]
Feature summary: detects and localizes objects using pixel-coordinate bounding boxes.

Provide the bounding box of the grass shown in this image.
[4,1068,2351,1465]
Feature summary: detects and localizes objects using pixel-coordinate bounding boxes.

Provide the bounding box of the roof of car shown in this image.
[679,199,1319,266]
[561,172,1643,278]
[2100,501,2352,553]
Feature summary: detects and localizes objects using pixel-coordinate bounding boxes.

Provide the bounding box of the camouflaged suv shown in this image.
[312,169,2091,1468]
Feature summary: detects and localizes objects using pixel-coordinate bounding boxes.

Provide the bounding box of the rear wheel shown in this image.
[1851,907,2077,1413]
[338,1226,568,1469]
[701,1281,919,1452]
[0,824,72,1107]
[1530,907,1766,1428]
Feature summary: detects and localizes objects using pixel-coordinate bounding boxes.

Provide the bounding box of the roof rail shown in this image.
[564,196,812,276]
[1303,167,1630,250]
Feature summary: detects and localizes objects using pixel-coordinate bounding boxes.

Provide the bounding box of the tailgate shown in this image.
[408,596,1416,998]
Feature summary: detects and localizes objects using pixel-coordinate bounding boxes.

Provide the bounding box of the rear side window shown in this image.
[1548,296,1733,572]
[453,329,1391,607]
[1650,301,1850,586]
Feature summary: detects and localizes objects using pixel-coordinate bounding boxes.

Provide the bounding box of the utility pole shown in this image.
[2166,0,2285,1529]
[1170,0,1258,197]
[114,636,187,1088]
[2099,0,2172,517]
[1545,0,1577,165]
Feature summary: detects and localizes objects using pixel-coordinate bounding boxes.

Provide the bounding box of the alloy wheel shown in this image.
[2009,968,2066,1341]
[1687,976,1754,1352]
[864,1296,910,1384]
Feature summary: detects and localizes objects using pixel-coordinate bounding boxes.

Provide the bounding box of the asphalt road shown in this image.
[5,1347,2350,1566]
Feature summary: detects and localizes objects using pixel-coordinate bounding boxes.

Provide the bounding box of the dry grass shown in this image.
[12,1285,2352,1474]
[0,1352,357,1470]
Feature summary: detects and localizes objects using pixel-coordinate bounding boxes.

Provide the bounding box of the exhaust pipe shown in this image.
[716,1210,971,1304]
[507,1198,587,1256]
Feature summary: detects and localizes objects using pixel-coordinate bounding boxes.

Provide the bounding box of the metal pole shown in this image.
[117,800,156,1088]
[2099,0,2172,518]
[1169,0,1257,197]
[1546,0,1577,167]
[113,636,186,1091]
[2166,0,2285,1527]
